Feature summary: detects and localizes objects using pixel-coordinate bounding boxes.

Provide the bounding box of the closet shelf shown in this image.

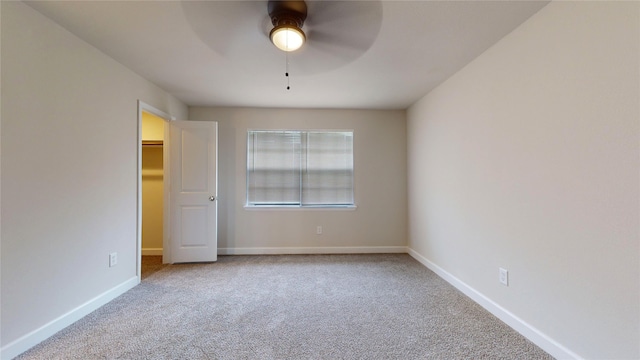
[142,140,163,147]
[142,169,163,177]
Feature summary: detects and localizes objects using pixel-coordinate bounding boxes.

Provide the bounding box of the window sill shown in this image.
[244,205,357,211]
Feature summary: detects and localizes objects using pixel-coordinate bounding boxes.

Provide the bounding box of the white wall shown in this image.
[190,107,407,254]
[407,2,639,359]
[1,2,187,358]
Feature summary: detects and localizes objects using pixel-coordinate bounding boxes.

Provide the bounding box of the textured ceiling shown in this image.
[26,1,549,110]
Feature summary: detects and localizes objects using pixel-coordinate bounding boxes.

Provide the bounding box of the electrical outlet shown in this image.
[109,252,118,267]
[316,226,323,235]
[499,267,509,286]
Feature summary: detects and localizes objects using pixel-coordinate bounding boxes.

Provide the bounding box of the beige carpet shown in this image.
[16,254,553,359]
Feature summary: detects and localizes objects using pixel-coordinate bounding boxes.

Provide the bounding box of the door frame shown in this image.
[137,101,175,280]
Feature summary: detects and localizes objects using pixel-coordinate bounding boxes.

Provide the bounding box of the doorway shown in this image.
[136,102,219,279]
[141,111,166,277]
[137,102,172,280]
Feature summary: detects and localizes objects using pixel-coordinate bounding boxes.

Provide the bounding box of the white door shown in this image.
[169,121,218,263]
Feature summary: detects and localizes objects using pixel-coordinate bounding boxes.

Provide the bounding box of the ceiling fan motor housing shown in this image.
[268,0,308,28]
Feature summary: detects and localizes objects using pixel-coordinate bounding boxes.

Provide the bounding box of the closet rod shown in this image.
[142,140,163,147]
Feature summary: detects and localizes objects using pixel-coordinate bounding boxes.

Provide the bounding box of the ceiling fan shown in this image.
[180,0,383,75]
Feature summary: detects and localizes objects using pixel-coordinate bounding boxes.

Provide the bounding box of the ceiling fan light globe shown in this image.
[270,26,305,52]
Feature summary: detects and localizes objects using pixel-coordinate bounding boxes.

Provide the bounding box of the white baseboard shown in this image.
[142,248,163,256]
[218,246,407,255]
[407,248,582,360]
[1,277,139,360]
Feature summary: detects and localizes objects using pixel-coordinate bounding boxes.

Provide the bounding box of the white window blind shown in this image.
[247,130,354,207]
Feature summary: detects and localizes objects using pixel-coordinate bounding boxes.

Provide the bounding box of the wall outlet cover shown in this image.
[499,267,509,286]
[109,252,118,267]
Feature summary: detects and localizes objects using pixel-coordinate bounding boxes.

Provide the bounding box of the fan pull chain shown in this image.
[285,52,291,90]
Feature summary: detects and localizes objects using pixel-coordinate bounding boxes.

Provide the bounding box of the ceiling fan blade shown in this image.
[307,1,381,24]
[288,1,382,74]
[305,1,382,56]
[181,1,268,56]
[307,28,373,52]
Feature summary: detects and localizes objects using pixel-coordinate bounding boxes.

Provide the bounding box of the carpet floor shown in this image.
[16,254,553,359]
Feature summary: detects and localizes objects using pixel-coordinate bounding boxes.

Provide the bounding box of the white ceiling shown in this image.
[26,0,549,110]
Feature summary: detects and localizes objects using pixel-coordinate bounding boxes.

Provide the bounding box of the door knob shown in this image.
[209,196,216,201]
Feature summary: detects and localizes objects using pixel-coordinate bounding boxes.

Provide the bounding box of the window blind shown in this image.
[247,131,302,205]
[247,130,354,207]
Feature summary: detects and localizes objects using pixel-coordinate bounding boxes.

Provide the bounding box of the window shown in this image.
[246,130,354,207]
